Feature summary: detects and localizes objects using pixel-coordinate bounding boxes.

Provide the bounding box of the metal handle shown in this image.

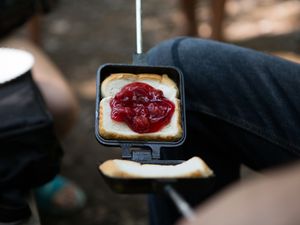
[164,185,196,221]
[135,0,143,54]
[133,0,147,65]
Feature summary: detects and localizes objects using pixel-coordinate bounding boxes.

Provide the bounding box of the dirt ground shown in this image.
[25,0,300,224]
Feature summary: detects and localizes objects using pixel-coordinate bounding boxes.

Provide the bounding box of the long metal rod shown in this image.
[135,0,143,54]
[164,185,196,221]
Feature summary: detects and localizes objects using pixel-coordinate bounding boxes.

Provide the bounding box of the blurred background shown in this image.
[11,0,300,224]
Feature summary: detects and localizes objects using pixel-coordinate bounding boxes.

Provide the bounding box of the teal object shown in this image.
[35,176,86,215]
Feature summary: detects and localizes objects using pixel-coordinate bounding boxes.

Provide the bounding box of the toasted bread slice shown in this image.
[99,73,183,141]
[99,156,213,179]
[101,73,179,99]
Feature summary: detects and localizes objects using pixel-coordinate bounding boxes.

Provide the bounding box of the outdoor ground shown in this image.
[22,0,300,224]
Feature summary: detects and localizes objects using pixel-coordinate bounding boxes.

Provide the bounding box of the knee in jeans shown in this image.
[147,37,223,68]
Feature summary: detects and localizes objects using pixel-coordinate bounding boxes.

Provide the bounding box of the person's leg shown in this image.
[146,37,300,225]
[211,0,226,40]
[179,0,198,36]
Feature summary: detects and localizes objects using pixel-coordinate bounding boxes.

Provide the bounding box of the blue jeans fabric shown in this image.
[146,37,300,225]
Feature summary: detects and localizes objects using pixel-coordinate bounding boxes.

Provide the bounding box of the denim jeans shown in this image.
[146,37,300,225]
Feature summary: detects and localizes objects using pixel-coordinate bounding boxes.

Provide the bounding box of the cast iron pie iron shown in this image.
[95,0,215,219]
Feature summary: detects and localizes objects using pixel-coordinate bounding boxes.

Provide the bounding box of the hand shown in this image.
[177,162,300,225]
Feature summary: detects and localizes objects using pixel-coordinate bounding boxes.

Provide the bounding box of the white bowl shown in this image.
[0,48,35,84]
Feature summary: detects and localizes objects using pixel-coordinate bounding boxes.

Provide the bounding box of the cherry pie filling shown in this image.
[110,82,175,133]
